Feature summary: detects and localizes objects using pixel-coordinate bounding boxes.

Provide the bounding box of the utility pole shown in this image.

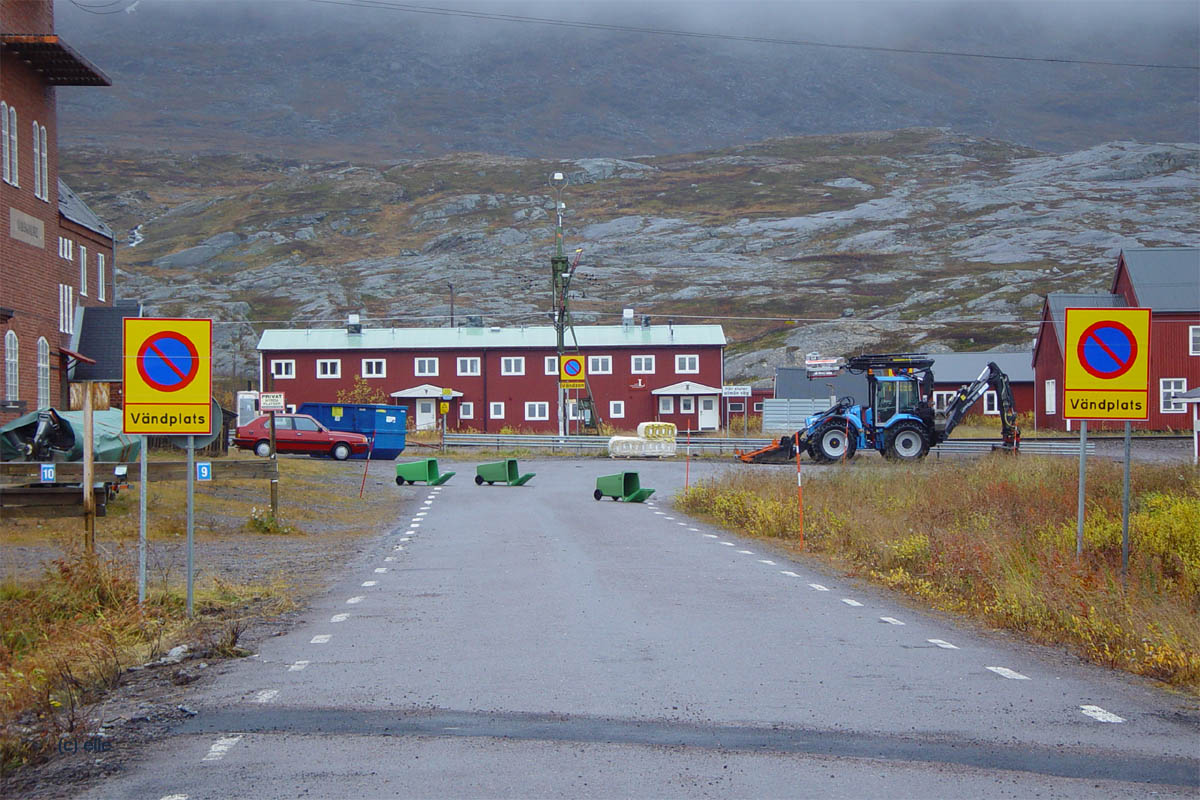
[447,282,455,327]
[550,172,569,436]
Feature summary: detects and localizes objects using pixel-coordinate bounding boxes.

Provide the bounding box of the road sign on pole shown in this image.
[1063,308,1151,421]
[123,318,213,434]
[560,355,585,390]
[259,392,286,412]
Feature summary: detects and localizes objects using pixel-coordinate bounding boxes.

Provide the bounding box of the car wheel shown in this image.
[254,440,271,458]
[475,475,484,485]
[332,443,351,461]
[885,423,930,462]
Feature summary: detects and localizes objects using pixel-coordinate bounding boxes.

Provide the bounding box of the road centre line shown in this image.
[688,527,699,531]
[654,511,665,515]
[159,795,188,800]
[374,567,388,573]
[841,598,864,607]
[410,524,421,529]
[678,522,688,526]
[987,666,1031,680]
[880,617,905,625]
[720,541,735,546]
[928,639,958,649]
[201,735,242,762]
[330,613,349,623]
[361,581,378,587]
[759,560,777,565]
[703,534,719,538]
[416,511,428,516]
[385,556,396,562]
[346,596,365,604]
[399,537,410,542]
[253,690,279,704]
[423,500,433,505]
[808,583,829,591]
[310,635,332,644]
[287,660,309,672]
[1080,705,1125,723]
[738,550,754,554]
[664,516,675,520]
[780,571,800,577]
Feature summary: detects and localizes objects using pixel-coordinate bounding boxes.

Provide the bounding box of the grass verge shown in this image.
[677,456,1200,692]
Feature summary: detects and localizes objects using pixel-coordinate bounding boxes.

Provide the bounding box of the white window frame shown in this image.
[59,237,73,260]
[457,356,480,376]
[728,401,745,413]
[501,356,525,376]
[524,401,549,421]
[680,396,695,414]
[1044,379,1056,416]
[0,101,8,184]
[588,355,612,374]
[459,401,474,419]
[544,356,558,375]
[609,400,625,418]
[567,399,581,421]
[932,390,955,412]
[631,354,655,374]
[39,124,47,201]
[97,253,106,301]
[4,330,17,402]
[489,401,505,419]
[31,119,40,199]
[753,402,764,412]
[675,354,699,374]
[983,390,999,415]
[37,337,50,409]
[1190,325,1200,356]
[1160,378,1187,414]
[415,357,439,377]
[5,104,15,187]
[58,284,74,334]
[316,359,341,379]
[270,359,295,379]
[658,396,674,414]
[362,358,386,378]
[79,246,88,297]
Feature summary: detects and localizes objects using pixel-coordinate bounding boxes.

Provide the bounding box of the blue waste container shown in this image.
[297,402,407,460]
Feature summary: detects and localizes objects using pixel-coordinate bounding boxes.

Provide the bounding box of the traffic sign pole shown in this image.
[1076,420,1087,559]
[186,434,195,617]
[1122,421,1132,585]
[138,436,147,604]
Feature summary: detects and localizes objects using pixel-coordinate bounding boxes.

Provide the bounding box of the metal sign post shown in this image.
[186,434,195,617]
[1122,421,1132,584]
[82,380,96,553]
[1076,420,1087,559]
[138,435,147,604]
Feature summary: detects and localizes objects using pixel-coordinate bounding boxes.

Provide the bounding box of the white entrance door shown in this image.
[699,396,718,431]
[416,400,436,430]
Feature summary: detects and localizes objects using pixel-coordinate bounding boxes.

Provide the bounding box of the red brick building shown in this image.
[1032,247,1200,431]
[1,0,113,422]
[256,321,727,433]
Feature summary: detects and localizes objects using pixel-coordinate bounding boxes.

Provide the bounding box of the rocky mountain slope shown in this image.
[62,129,1198,382]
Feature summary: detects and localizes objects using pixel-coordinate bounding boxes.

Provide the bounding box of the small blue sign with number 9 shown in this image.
[196,462,212,482]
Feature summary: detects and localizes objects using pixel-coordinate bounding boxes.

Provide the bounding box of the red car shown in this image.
[234,414,370,460]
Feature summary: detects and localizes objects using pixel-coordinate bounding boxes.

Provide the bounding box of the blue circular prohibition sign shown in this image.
[1077,321,1137,380]
[137,333,200,392]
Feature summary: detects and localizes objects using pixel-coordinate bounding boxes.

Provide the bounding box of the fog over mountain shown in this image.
[57,0,1198,160]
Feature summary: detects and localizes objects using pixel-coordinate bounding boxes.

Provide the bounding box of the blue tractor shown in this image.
[739,353,1020,464]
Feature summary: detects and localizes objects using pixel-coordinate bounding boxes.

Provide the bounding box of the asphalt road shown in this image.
[83,458,1199,799]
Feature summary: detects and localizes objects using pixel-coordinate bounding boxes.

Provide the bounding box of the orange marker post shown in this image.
[684,429,691,491]
[795,434,804,550]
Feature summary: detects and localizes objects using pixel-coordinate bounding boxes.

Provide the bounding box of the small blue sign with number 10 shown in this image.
[40,463,55,483]
[196,462,212,482]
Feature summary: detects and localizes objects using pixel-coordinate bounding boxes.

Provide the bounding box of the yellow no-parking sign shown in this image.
[123,318,213,434]
[1063,307,1150,421]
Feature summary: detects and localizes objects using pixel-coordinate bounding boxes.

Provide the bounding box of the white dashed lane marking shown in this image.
[688,527,699,532]
[880,617,905,625]
[410,524,421,529]
[374,567,388,573]
[361,581,378,587]
[738,550,754,555]
[780,571,800,577]
[664,516,675,520]
[654,511,666,515]
[253,690,278,704]
[416,511,428,516]
[160,795,189,800]
[330,613,349,623]
[720,542,735,546]
[987,666,1030,680]
[758,560,776,565]
[928,639,959,649]
[841,599,863,607]
[423,500,433,505]
[201,735,243,762]
[808,583,829,591]
[287,660,310,672]
[1080,705,1125,723]
[703,534,719,539]
[310,634,331,644]
[385,556,396,562]
[346,596,365,604]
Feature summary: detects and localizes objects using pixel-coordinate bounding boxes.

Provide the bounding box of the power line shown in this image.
[310,0,1198,71]
[68,0,138,15]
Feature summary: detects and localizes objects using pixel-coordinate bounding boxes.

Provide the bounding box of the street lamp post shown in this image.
[550,172,569,436]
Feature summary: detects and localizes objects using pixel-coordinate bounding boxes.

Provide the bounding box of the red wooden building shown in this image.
[1,0,113,422]
[257,320,727,433]
[1032,247,1199,431]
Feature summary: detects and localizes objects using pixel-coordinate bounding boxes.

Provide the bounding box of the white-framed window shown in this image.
[1044,379,1056,416]
[658,396,674,414]
[362,358,386,378]
[932,390,956,412]
[58,284,74,334]
[609,400,625,418]
[567,399,580,420]
[983,390,999,415]
[415,357,439,377]
[489,401,505,419]
[2,103,15,186]
[316,359,341,379]
[79,246,88,296]
[1190,325,1200,356]
[459,401,474,419]
[36,337,50,409]
[457,356,480,376]
[501,356,524,376]
[31,119,39,199]
[0,101,8,184]
[675,354,699,374]
[97,253,106,301]
[1161,378,1187,414]
[38,124,47,201]
[270,359,295,378]
[525,401,549,421]
[7,105,16,186]
[544,356,558,375]
[753,402,764,412]
[631,354,655,374]
[588,355,612,374]
[58,237,73,260]
[680,396,695,414]
[4,330,17,401]
[728,401,745,413]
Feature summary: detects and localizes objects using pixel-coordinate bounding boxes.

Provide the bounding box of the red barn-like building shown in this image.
[1032,247,1199,431]
[257,321,727,433]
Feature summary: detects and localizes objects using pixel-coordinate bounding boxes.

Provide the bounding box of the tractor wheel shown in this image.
[815,421,856,462]
[885,423,930,462]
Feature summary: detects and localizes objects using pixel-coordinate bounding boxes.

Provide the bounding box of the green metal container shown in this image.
[395,458,455,486]
[474,459,535,487]
[594,471,655,503]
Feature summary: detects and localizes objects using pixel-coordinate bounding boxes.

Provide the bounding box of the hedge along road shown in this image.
[83,458,1198,799]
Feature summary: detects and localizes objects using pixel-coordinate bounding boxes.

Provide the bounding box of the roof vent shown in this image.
[642,315,651,328]
[622,308,634,330]
[466,315,483,328]
[347,313,362,335]
[490,326,501,332]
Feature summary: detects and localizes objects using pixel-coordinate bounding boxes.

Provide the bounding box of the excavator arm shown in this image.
[937,362,1020,450]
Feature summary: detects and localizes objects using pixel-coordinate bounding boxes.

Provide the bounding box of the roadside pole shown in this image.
[186,434,195,617]
[268,410,278,517]
[82,380,95,553]
[795,435,804,550]
[1121,421,1132,584]
[138,435,147,604]
[684,428,691,491]
[1076,420,1087,558]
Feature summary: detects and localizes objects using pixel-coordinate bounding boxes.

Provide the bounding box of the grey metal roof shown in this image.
[1045,292,1126,353]
[58,178,114,239]
[1118,247,1200,313]
[775,367,866,401]
[70,303,142,381]
[923,352,1033,384]
[258,324,726,352]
